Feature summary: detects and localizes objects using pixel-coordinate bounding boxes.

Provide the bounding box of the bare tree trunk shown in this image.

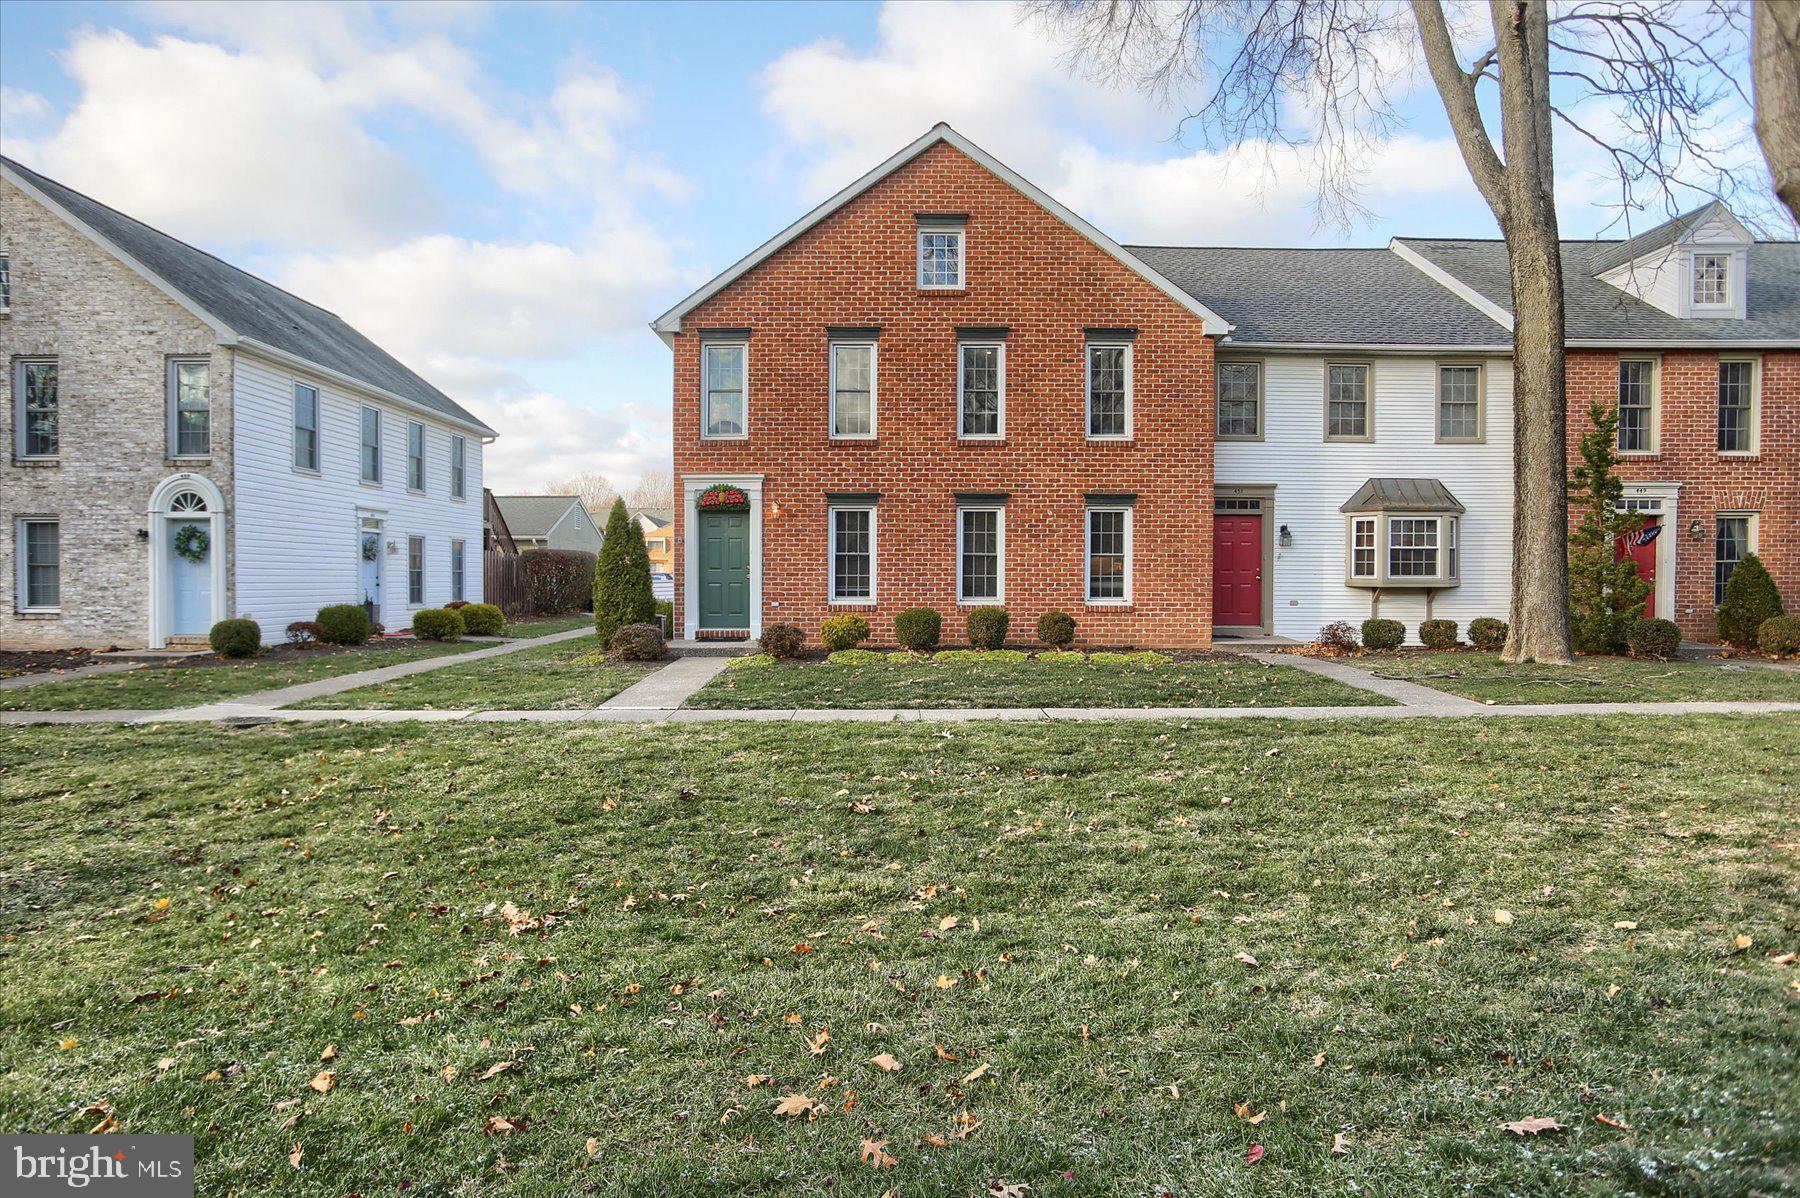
[1492,0,1572,663]
[1756,0,1800,222]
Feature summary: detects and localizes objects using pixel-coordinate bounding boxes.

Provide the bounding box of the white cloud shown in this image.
[480,391,669,494]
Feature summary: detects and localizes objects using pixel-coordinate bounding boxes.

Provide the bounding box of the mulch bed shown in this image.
[0,648,101,679]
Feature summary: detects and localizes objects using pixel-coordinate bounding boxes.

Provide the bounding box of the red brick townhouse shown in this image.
[653,124,1798,647]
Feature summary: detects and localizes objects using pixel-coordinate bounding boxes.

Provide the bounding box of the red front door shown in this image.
[1213,513,1264,629]
[1615,516,1658,617]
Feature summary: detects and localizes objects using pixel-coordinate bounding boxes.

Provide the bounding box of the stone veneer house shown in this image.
[654,124,1797,647]
[1,157,496,649]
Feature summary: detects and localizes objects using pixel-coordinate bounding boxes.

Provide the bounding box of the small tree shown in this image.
[1717,553,1784,646]
[1568,403,1651,651]
[593,499,654,643]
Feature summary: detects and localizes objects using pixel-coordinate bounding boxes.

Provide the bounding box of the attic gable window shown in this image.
[917,216,966,289]
[1692,253,1729,306]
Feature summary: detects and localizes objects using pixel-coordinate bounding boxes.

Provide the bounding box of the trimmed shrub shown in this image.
[317,604,371,647]
[594,499,655,642]
[934,648,1029,663]
[609,622,666,662]
[1572,611,1629,655]
[1036,610,1077,649]
[285,620,324,646]
[1037,650,1088,664]
[966,606,1010,650]
[1468,617,1508,652]
[1317,621,1360,652]
[1361,618,1404,651]
[820,614,872,652]
[1626,617,1681,659]
[1418,619,1458,650]
[1757,614,1800,658]
[726,653,776,670]
[760,623,805,659]
[209,618,260,658]
[522,548,597,614]
[826,648,884,665]
[411,608,465,641]
[1090,650,1172,666]
[1717,553,1783,646]
[894,607,942,651]
[459,603,505,636]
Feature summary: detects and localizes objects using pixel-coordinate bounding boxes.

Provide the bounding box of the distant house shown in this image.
[1,156,495,649]
[491,495,604,554]
[630,507,675,572]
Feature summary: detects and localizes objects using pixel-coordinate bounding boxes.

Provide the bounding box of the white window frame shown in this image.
[406,420,426,493]
[916,226,965,290]
[1085,343,1133,440]
[1215,360,1263,442]
[407,535,425,606]
[360,405,382,484]
[1617,357,1659,455]
[292,382,320,473]
[1691,252,1730,307]
[1716,357,1759,456]
[449,434,467,498]
[1084,506,1133,605]
[450,539,466,603]
[166,357,210,459]
[13,357,58,460]
[1323,361,1373,443]
[14,517,60,613]
[957,341,1006,440]
[1386,516,1442,580]
[956,506,1006,604]
[829,342,878,440]
[1350,516,1377,580]
[1345,513,1460,587]
[1714,512,1758,607]
[827,505,877,604]
[701,341,748,440]
[1434,362,1485,444]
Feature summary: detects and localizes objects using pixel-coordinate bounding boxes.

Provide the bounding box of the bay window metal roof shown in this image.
[1340,478,1465,514]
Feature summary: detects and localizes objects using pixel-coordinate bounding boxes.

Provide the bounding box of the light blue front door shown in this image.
[169,520,212,635]
[361,531,382,623]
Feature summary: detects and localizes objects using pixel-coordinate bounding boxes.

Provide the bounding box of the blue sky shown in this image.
[0,1,1778,491]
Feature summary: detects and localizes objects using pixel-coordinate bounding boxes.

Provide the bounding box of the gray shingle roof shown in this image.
[492,495,586,539]
[630,507,674,528]
[1127,246,1511,346]
[1397,236,1800,343]
[1340,478,1466,514]
[1588,201,1726,275]
[3,156,494,434]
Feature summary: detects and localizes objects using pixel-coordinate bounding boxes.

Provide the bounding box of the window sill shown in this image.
[1086,435,1133,444]
[916,285,965,294]
[1618,450,1659,459]
[957,598,1003,607]
[830,435,878,444]
[360,479,384,488]
[700,434,749,442]
[1324,437,1375,445]
[168,457,211,467]
[1084,600,1132,608]
[1434,438,1486,447]
[1217,434,1264,443]
[1718,450,1760,459]
[406,488,426,497]
[11,456,59,468]
[828,598,876,607]
[957,435,1006,444]
[292,467,322,478]
[14,609,60,619]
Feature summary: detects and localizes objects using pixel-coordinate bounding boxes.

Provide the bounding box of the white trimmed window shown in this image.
[1617,359,1656,452]
[1216,362,1262,439]
[957,507,1004,603]
[1692,253,1729,306]
[408,535,425,605]
[15,518,60,612]
[167,358,210,457]
[1714,514,1754,606]
[14,359,57,458]
[407,420,426,492]
[829,506,876,603]
[1436,364,1482,442]
[1345,512,1460,586]
[293,382,319,471]
[1085,507,1131,603]
[1387,517,1440,578]
[702,342,747,438]
[1086,343,1131,439]
[1717,359,1756,453]
[360,406,382,483]
[450,539,466,603]
[917,227,964,288]
[450,435,467,498]
[0,256,10,311]
[830,342,876,438]
[1325,363,1371,441]
[958,342,1004,438]
[1350,517,1376,579]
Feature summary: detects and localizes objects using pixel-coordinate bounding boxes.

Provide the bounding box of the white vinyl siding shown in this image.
[702,342,747,438]
[830,343,876,438]
[829,507,875,603]
[167,358,210,458]
[1085,343,1131,439]
[958,343,1004,438]
[957,507,1004,603]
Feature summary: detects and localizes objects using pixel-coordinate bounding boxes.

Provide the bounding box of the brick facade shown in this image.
[1,177,233,649]
[1568,348,1797,641]
[670,142,1218,648]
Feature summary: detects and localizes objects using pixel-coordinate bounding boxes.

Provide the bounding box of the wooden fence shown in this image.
[483,550,529,615]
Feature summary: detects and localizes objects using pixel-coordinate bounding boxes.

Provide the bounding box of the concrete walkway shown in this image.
[599,654,734,709]
[1242,650,1485,710]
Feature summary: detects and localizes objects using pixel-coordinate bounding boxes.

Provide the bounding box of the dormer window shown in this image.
[916,216,966,289]
[1692,253,1729,307]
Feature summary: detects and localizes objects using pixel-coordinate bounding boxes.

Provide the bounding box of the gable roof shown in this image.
[1396,236,1800,346]
[491,495,593,540]
[651,123,1231,339]
[1588,200,1744,275]
[630,507,674,529]
[2,156,495,436]
[1130,246,1511,348]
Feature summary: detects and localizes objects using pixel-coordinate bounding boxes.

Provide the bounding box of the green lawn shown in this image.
[690,654,1386,709]
[2,716,1792,1195]
[503,614,595,638]
[1363,650,1800,704]
[0,642,481,711]
[290,634,649,710]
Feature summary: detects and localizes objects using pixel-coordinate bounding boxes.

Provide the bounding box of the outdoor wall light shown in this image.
[1278,524,1293,548]
[1688,521,1706,540]
[135,528,149,541]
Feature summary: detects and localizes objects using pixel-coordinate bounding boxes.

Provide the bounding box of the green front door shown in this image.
[697,510,751,630]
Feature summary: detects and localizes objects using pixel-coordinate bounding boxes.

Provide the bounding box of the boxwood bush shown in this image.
[317,604,371,647]
[411,608,465,641]
[1360,618,1404,650]
[1756,614,1800,658]
[1418,619,1459,649]
[285,620,324,646]
[459,602,505,636]
[934,648,1029,663]
[1037,649,1087,664]
[820,614,872,652]
[1572,611,1629,655]
[894,607,942,651]
[1035,610,1076,649]
[208,618,261,658]
[1625,617,1681,659]
[1717,553,1783,646]
[759,623,805,659]
[1468,617,1508,652]
[966,606,1009,650]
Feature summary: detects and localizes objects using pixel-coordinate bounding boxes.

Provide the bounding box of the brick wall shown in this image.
[1568,348,1797,642]
[670,142,1217,648]
[0,177,232,649]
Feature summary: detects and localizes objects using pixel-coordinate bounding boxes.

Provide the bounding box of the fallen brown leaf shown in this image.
[1500,1117,1564,1136]
[859,1137,897,1168]
[308,1071,334,1094]
[869,1052,901,1073]
[772,1094,820,1119]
